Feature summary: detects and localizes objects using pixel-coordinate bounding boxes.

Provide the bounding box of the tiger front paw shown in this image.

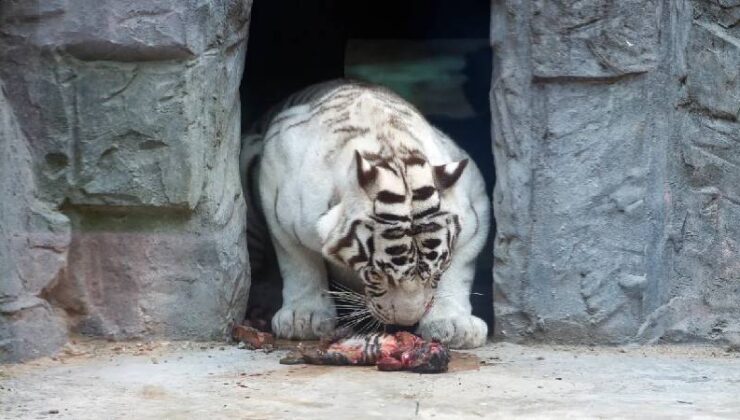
[417,313,488,349]
[271,301,336,340]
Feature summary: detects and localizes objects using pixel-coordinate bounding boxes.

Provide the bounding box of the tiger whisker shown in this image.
[333,308,370,318]
[330,295,363,300]
[372,319,383,333]
[334,310,371,322]
[338,309,370,317]
[334,308,365,313]
[360,313,384,333]
[334,316,367,325]
[332,299,366,307]
[344,313,372,330]
[334,298,366,306]
[344,319,366,331]
[359,323,373,335]
[357,317,375,334]
[328,282,365,296]
[326,289,364,297]
[326,290,366,303]
[373,320,383,334]
[330,281,359,291]
[334,307,367,313]
[360,318,382,334]
[333,311,368,319]
[331,299,366,306]
[326,293,365,301]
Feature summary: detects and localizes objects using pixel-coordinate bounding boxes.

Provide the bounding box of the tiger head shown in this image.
[319,151,467,326]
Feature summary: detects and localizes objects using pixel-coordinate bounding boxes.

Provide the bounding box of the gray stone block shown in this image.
[0,301,68,363]
[531,0,661,79]
[686,21,740,121]
[0,0,252,361]
[1,0,251,209]
[527,79,651,342]
[0,80,71,362]
[492,0,740,344]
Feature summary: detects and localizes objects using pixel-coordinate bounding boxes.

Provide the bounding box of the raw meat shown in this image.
[279,328,449,373]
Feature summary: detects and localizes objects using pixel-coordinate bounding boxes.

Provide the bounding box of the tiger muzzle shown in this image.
[386,283,428,326]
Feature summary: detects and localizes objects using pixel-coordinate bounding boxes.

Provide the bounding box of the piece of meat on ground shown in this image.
[279,330,450,373]
[232,325,275,350]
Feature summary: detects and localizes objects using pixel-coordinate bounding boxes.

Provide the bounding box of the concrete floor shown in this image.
[2,339,740,419]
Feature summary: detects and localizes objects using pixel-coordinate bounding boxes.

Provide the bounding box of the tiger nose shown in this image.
[390,296,426,325]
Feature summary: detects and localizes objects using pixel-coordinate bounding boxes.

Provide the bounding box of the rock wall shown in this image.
[492,0,740,344]
[2,0,737,361]
[0,0,252,362]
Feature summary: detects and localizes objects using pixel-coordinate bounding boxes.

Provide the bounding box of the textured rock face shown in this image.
[492,0,740,344]
[0,0,252,362]
[531,0,660,78]
[0,81,70,361]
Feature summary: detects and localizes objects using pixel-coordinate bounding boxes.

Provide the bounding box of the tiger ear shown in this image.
[433,159,468,191]
[355,150,378,194]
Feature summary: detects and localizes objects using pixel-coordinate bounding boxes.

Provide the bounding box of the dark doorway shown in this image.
[240,0,494,332]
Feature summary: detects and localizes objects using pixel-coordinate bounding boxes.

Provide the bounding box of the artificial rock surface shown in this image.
[491,0,740,344]
[0,0,253,362]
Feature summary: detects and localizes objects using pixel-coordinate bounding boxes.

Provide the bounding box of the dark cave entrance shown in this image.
[239,0,494,333]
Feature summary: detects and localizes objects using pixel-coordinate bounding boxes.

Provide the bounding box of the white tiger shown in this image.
[242,80,490,349]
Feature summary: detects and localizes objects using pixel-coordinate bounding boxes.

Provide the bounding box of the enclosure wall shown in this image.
[491,0,740,344]
[0,0,253,362]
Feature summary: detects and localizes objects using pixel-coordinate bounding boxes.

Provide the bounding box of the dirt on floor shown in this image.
[2,338,740,419]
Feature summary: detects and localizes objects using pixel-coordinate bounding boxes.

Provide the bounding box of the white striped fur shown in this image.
[247,80,490,349]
